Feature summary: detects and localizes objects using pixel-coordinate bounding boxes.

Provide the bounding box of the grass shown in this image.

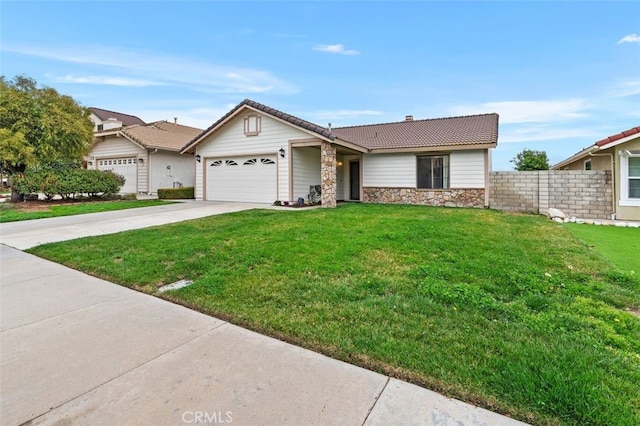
[27,204,640,425]
[564,223,640,273]
[0,199,172,222]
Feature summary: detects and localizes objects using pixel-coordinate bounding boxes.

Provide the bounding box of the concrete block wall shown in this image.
[489,170,612,219]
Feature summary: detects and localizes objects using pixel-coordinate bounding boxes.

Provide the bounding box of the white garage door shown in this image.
[206,156,277,203]
[98,157,137,193]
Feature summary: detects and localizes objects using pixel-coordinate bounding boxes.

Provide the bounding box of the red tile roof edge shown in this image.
[596,126,640,147]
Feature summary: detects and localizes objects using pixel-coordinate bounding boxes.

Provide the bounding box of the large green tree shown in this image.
[511,148,550,171]
[0,75,94,200]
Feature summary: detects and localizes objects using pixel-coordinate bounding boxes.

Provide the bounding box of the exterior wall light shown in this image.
[279,147,285,158]
[195,154,201,163]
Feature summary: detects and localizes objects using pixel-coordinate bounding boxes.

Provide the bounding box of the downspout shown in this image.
[589,151,615,220]
[147,148,158,195]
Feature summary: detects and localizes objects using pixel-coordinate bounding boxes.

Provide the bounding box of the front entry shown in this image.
[350,161,360,200]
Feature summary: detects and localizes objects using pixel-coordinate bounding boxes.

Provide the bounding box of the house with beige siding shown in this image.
[551,125,640,221]
[181,99,498,208]
[88,119,202,195]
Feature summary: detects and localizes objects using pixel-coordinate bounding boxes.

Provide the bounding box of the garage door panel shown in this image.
[98,158,137,193]
[206,157,276,203]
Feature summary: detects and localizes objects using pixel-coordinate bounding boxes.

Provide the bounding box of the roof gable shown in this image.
[90,107,145,126]
[182,99,334,153]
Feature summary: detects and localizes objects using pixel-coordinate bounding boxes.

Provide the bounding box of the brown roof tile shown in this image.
[123,121,203,152]
[90,107,145,126]
[332,114,499,150]
[596,125,640,147]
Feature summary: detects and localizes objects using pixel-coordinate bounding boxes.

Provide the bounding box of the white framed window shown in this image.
[417,155,449,189]
[619,151,640,206]
[244,114,261,136]
[584,159,592,170]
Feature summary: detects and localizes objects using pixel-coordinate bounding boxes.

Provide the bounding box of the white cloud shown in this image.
[617,34,640,45]
[308,109,383,120]
[3,43,298,94]
[313,44,360,55]
[497,125,599,144]
[450,99,592,124]
[50,74,163,87]
[133,105,237,129]
[608,79,640,97]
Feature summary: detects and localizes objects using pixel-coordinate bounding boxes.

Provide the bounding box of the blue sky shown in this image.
[2,1,639,170]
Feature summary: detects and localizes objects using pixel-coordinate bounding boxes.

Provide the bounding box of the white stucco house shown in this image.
[181,99,499,208]
[88,115,202,195]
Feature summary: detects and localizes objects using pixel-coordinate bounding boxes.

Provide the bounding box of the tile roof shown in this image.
[332,114,499,150]
[123,121,203,152]
[183,99,333,152]
[596,125,640,147]
[182,99,498,153]
[90,107,145,126]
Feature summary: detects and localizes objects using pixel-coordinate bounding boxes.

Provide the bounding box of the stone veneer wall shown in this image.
[363,187,485,208]
[489,170,613,219]
[320,141,337,208]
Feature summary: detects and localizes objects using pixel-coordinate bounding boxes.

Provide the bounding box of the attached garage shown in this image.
[206,156,277,203]
[97,157,138,193]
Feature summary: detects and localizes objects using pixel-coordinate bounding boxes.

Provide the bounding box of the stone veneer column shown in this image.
[320,141,337,208]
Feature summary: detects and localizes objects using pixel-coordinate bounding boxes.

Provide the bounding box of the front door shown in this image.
[350,161,360,200]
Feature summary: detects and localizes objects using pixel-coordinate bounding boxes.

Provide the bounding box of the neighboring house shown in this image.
[551,125,640,221]
[89,107,145,132]
[181,99,498,208]
[89,119,202,195]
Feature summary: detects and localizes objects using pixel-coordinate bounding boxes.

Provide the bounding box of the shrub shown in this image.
[157,186,194,199]
[13,163,125,200]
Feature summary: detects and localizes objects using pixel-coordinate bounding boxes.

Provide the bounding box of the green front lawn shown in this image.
[564,223,640,273]
[28,205,640,425]
[0,199,172,222]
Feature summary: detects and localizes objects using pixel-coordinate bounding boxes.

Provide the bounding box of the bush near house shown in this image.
[157,186,195,199]
[13,162,124,200]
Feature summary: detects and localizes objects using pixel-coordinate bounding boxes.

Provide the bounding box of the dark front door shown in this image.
[350,161,360,200]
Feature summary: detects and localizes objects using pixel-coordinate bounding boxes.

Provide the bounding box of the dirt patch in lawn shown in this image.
[6,199,114,212]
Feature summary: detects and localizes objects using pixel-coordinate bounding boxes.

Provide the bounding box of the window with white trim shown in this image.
[620,152,640,206]
[244,114,261,136]
[628,157,640,198]
[417,155,449,189]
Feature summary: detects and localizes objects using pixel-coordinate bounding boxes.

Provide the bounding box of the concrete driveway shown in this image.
[0,201,274,250]
[0,201,529,425]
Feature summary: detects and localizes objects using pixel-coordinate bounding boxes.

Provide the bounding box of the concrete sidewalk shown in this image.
[0,203,529,425]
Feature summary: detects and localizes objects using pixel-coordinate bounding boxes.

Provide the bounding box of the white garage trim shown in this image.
[97,157,138,193]
[205,155,278,203]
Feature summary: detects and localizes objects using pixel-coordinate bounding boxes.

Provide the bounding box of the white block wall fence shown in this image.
[489,170,613,219]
